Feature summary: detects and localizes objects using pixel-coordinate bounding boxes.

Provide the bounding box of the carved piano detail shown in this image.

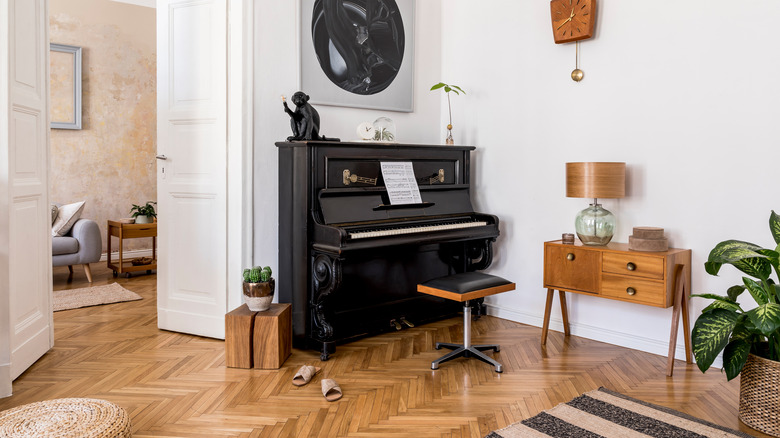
[277,141,499,360]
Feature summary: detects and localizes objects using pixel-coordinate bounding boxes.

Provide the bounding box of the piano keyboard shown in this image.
[349,220,488,240]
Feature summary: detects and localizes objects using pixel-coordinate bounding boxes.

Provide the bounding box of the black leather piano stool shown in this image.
[417,272,515,373]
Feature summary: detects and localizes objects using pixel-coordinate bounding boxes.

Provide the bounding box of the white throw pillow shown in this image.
[51,201,85,237]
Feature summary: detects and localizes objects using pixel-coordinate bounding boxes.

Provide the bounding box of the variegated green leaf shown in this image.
[706,240,772,279]
[730,318,753,341]
[692,309,739,372]
[727,285,746,301]
[746,303,780,336]
[743,277,769,305]
[771,210,780,245]
[758,249,780,270]
[691,293,737,303]
[723,339,751,380]
[702,300,742,313]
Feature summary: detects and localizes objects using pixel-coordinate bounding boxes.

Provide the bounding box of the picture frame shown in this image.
[299,0,415,112]
[50,43,82,130]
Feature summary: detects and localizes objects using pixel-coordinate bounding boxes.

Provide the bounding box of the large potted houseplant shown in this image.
[130,201,157,224]
[692,210,780,437]
[242,266,275,311]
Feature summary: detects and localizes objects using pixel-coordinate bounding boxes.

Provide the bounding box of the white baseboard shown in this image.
[484,302,721,369]
[99,248,154,263]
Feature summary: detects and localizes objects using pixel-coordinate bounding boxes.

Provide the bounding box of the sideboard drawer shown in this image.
[601,274,665,306]
[602,252,664,280]
[544,245,599,293]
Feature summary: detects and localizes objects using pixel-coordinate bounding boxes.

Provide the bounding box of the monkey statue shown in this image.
[282,92,340,142]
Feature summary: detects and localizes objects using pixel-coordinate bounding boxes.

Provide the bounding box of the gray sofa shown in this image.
[52,219,102,282]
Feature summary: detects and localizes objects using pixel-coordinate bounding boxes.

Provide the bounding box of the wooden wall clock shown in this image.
[550,0,596,44]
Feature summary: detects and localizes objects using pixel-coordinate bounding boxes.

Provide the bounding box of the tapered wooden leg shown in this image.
[83,264,93,283]
[541,288,555,345]
[559,290,570,336]
[681,268,692,364]
[667,264,686,376]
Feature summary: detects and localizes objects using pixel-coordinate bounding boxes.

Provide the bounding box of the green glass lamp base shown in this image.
[575,203,616,246]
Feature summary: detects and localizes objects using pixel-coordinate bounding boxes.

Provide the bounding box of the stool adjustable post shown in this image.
[417,272,515,373]
[432,299,503,372]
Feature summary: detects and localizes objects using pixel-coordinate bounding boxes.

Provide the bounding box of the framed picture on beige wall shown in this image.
[50,43,82,130]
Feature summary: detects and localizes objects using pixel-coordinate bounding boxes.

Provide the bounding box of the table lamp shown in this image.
[565,162,626,245]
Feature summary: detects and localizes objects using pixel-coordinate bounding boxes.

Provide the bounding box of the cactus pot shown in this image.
[243,278,275,311]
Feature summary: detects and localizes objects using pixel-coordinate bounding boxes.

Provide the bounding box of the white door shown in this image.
[4,0,54,382]
[157,0,228,338]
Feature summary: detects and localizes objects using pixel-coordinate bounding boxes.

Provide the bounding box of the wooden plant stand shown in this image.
[107,220,157,277]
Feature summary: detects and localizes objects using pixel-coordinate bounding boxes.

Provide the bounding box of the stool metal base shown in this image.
[432,342,502,373]
[431,301,503,373]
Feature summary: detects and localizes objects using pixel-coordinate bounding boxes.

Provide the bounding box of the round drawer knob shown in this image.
[626,287,636,296]
[626,262,636,271]
[566,253,575,261]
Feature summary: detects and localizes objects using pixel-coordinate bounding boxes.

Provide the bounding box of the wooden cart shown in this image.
[107,220,157,277]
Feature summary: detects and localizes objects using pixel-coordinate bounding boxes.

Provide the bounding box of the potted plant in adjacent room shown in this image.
[242,266,275,312]
[430,82,465,145]
[692,210,780,437]
[130,201,157,224]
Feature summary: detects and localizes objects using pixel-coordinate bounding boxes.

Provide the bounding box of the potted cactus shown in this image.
[242,266,275,311]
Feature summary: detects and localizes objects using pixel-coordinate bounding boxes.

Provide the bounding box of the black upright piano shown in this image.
[277,141,499,360]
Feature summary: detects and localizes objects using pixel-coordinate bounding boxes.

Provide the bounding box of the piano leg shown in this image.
[311,253,342,361]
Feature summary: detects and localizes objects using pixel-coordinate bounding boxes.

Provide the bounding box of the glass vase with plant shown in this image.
[430,82,465,145]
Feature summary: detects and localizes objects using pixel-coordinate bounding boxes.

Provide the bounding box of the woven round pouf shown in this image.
[0,398,131,437]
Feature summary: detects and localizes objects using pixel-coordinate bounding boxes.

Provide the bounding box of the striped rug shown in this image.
[487,387,755,438]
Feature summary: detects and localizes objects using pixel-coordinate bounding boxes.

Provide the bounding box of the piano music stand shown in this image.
[417,272,515,373]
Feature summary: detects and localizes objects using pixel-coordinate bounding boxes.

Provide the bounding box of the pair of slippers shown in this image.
[292,365,342,402]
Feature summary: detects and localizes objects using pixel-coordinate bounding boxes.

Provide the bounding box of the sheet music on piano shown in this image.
[380,162,422,205]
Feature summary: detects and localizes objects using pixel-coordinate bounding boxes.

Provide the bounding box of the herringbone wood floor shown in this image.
[0,264,769,437]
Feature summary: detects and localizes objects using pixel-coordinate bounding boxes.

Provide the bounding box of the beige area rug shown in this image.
[53,283,142,312]
[487,387,755,438]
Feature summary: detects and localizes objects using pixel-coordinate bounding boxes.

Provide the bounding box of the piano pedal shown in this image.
[390,319,402,331]
[400,317,415,328]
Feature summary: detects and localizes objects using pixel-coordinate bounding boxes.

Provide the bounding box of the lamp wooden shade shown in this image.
[566,162,626,199]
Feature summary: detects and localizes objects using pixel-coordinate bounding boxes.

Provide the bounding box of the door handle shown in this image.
[156,155,167,160]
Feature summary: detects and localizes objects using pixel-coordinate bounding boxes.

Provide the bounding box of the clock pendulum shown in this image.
[571,41,584,82]
[550,0,595,82]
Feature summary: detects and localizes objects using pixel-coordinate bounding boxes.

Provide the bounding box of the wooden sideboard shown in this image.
[542,240,692,376]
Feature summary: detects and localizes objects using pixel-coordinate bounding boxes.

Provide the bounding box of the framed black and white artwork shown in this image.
[299,0,415,112]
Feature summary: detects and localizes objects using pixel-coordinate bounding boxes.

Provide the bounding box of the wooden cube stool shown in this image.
[418,272,515,373]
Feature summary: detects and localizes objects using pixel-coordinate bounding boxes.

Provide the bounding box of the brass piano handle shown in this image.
[626,262,636,271]
[626,287,636,296]
[419,169,446,185]
[566,253,575,261]
[390,319,402,331]
[343,169,377,186]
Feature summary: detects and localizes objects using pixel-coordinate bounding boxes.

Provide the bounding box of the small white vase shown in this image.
[135,215,152,224]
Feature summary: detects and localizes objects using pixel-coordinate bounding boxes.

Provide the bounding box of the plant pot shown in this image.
[135,215,152,224]
[243,278,275,312]
[739,353,780,437]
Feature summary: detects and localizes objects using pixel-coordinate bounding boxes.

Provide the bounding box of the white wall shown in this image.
[254,0,778,367]
[253,1,444,272]
[442,0,780,364]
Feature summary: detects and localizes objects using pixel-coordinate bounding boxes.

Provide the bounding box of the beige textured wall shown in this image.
[49,0,156,253]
